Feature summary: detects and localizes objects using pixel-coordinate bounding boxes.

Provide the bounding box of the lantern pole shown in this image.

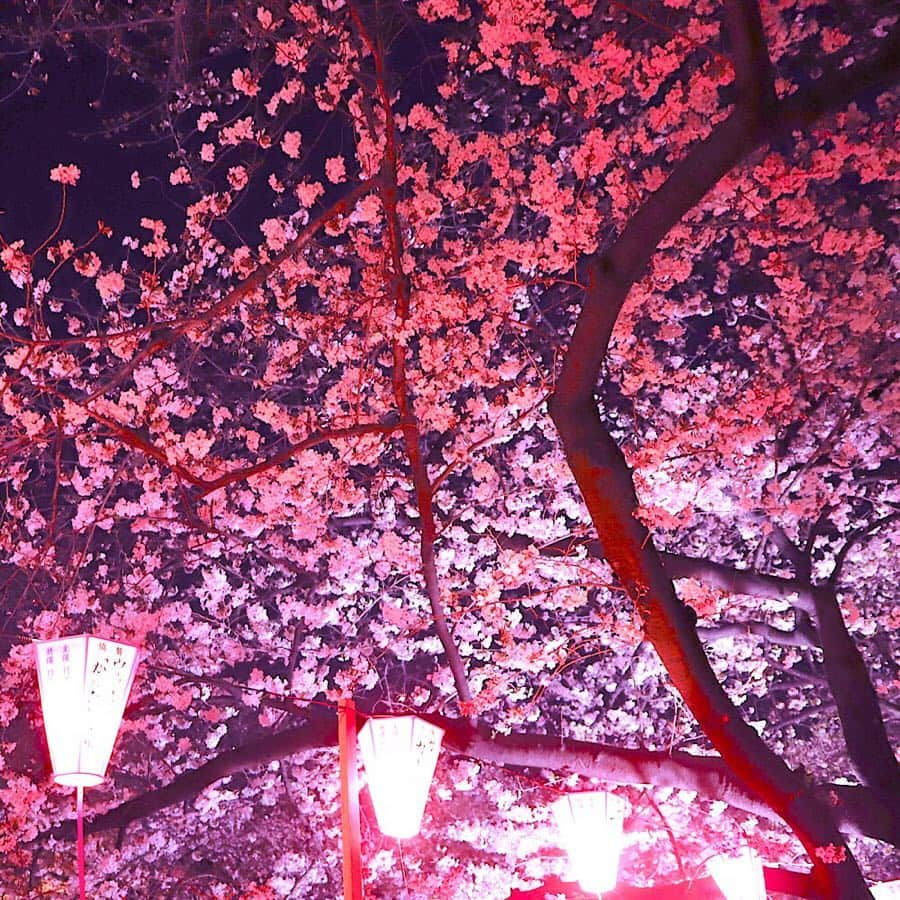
[338,698,363,900]
[76,785,86,900]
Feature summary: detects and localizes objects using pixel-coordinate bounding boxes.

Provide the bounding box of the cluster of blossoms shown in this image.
[0,1,895,897]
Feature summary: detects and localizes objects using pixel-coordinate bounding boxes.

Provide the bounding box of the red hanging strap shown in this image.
[76,785,86,900]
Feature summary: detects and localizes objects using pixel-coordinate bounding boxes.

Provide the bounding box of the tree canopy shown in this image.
[0,0,897,896]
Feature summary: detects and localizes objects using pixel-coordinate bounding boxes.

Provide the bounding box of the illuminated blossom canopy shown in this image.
[0,0,897,897]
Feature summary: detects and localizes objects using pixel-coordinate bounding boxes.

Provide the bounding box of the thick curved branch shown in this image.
[769,525,811,579]
[39,712,895,846]
[547,3,899,895]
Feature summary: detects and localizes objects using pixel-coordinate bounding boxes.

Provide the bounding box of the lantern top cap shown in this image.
[366,713,441,723]
[360,714,445,735]
[552,789,628,815]
[34,633,139,648]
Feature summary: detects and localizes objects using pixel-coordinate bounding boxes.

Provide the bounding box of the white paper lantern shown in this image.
[551,791,628,896]
[871,881,900,899]
[34,635,139,787]
[707,848,766,900]
[358,716,443,839]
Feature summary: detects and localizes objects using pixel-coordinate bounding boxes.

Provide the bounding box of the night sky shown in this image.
[0,43,175,248]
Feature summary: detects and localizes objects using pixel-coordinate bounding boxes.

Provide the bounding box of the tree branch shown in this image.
[696,620,817,648]
[39,712,897,846]
[193,419,402,498]
[768,522,900,797]
[47,712,338,841]
[82,177,377,405]
[811,581,900,796]
[769,525,811,581]
[829,513,900,587]
[349,5,472,708]
[659,550,815,615]
[547,3,900,895]
[776,22,900,133]
[511,532,820,616]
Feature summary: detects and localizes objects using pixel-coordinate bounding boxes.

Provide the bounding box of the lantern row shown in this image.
[358,715,763,899]
[33,636,898,899]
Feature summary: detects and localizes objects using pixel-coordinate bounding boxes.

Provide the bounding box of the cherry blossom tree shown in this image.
[0,0,897,897]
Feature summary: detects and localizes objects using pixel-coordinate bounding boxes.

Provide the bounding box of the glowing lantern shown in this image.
[551,791,628,896]
[357,716,443,839]
[707,848,766,900]
[35,635,140,786]
[34,635,140,900]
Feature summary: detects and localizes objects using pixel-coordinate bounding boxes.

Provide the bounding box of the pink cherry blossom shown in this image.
[232,67,260,97]
[46,240,74,263]
[814,844,848,864]
[95,270,125,301]
[294,180,323,206]
[73,251,101,277]
[220,116,255,146]
[0,240,30,287]
[281,130,302,158]
[256,5,274,29]
[417,0,469,21]
[140,218,170,259]
[260,218,289,251]
[325,154,346,183]
[169,166,192,185]
[197,111,218,132]
[228,166,249,191]
[49,163,81,186]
